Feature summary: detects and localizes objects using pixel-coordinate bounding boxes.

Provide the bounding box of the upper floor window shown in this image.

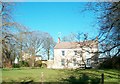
[74,51,77,55]
[86,52,90,58]
[62,51,65,56]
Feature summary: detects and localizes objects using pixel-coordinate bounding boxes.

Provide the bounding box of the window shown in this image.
[61,59,65,66]
[74,51,77,55]
[86,52,90,58]
[87,59,91,66]
[73,59,76,66]
[62,51,65,56]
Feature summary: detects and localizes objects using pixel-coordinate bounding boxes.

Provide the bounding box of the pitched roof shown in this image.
[54,40,98,49]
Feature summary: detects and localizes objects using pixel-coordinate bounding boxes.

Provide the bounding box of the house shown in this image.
[35,55,42,61]
[21,52,42,61]
[22,52,31,61]
[52,37,99,69]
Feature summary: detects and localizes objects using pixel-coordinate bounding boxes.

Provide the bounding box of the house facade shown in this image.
[53,38,99,69]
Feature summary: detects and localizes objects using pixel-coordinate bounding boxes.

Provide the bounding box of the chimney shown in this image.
[58,37,60,43]
[95,36,98,42]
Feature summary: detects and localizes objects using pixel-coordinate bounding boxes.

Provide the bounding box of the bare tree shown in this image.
[1,2,17,67]
[62,32,98,68]
[76,33,98,68]
[98,2,120,57]
[1,2,28,67]
[62,33,76,42]
[18,31,54,67]
[22,31,44,67]
[83,2,120,57]
[43,33,56,60]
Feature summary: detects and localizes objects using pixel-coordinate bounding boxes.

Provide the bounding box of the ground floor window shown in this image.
[73,59,76,66]
[61,59,65,66]
[87,59,91,66]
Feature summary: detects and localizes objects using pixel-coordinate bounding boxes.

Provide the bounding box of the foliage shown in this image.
[98,56,120,69]
[41,63,47,68]
[13,63,20,68]
[19,61,29,67]
[34,60,42,67]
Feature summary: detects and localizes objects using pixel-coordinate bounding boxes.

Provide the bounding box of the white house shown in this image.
[52,38,99,69]
[14,52,42,64]
[35,55,42,61]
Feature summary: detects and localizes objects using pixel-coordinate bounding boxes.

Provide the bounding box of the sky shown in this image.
[13,2,99,42]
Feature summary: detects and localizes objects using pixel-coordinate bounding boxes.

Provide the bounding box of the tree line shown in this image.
[1,2,55,68]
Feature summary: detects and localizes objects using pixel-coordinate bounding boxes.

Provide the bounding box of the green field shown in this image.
[2,68,120,83]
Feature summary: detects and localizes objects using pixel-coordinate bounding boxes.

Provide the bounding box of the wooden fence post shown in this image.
[101,73,104,84]
[118,74,120,83]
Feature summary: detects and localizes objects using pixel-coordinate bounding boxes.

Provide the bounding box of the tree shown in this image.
[1,2,17,67]
[1,2,56,68]
[1,2,28,67]
[21,31,46,67]
[43,33,55,60]
[62,33,76,42]
[98,2,120,57]
[18,31,55,66]
[62,32,98,68]
[84,2,120,57]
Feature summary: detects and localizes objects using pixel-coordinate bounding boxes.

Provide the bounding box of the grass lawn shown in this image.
[2,67,120,83]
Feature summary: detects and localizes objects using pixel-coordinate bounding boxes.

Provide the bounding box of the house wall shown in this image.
[53,47,98,69]
[47,60,54,68]
[35,57,42,61]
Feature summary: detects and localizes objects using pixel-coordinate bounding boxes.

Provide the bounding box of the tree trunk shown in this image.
[47,49,50,60]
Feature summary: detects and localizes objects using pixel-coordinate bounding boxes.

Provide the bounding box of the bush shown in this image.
[34,60,42,67]
[13,63,20,68]
[41,63,47,68]
[20,61,29,67]
[98,56,120,69]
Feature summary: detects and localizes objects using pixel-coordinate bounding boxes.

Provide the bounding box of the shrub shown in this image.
[20,61,29,67]
[34,60,42,67]
[13,63,20,68]
[98,56,120,69]
[41,63,47,68]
